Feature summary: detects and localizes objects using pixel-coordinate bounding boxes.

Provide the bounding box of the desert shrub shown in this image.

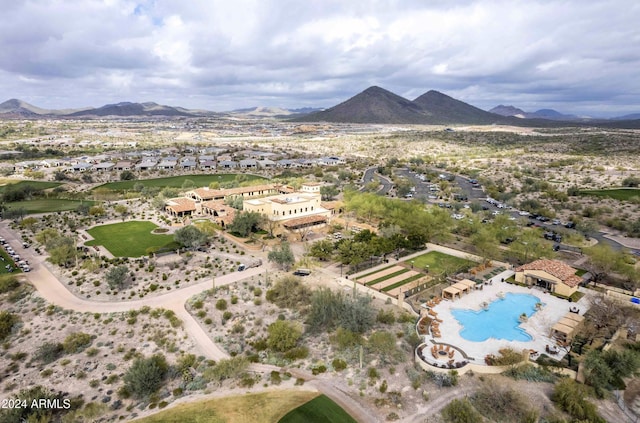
[62,332,93,354]
[215,299,228,311]
[283,346,309,361]
[0,311,19,341]
[35,342,65,364]
[202,356,249,385]
[503,363,556,383]
[267,320,302,352]
[307,287,375,334]
[376,309,396,324]
[441,398,483,423]
[330,327,364,350]
[470,381,538,423]
[265,276,312,310]
[311,364,327,375]
[485,348,523,366]
[122,354,169,399]
[332,358,347,371]
[0,275,20,293]
[551,379,605,423]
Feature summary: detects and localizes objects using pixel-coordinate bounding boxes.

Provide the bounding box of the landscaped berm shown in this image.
[85,221,178,257]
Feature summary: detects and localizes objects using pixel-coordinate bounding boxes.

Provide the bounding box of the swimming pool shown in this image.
[451,292,542,342]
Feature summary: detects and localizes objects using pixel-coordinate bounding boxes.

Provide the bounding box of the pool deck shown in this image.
[425,270,592,364]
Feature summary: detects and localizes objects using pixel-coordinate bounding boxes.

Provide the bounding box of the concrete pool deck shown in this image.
[425,270,593,364]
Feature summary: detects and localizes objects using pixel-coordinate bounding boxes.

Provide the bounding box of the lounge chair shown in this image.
[448,350,455,358]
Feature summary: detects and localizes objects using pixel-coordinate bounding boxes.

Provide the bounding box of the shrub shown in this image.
[552,379,605,423]
[62,332,93,354]
[376,309,396,324]
[470,381,538,423]
[441,398,483,423]
[35,342,65,364]
[215,299,228,311]
[122,354,169,399]
[0,310,19,341]
[0,275,20,293]
[267,320,302,352]
[265,276,312,310]
[283,346,309,361]
[311,364,327,375]
[332,358,347,371]
[202,356,249,385]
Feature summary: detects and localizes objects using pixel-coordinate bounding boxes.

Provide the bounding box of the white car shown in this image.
[518,210,530,216]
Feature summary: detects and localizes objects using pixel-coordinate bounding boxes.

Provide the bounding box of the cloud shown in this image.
[0,0,638,116]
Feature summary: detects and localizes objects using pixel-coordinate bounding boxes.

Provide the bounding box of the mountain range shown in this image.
[1,89,639,127]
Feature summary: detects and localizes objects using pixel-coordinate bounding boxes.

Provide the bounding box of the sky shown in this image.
[1,0,639,117]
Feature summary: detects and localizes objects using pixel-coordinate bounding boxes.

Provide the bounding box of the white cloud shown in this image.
[0,0,638,116]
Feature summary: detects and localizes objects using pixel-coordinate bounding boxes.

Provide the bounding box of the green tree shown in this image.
[470,227,501,264]
[227,211,264,237]
[46,235,78,267]
[552,379,605,422]
[267,320,303,352]
[120,170,135,180]
[89,205,106,216]
[114,204,128,220]
[19,216,38,232]
[35,228,60,245]
[320,185,340,201]
[309,239,335,261]
[123,354,169,399]
[367,331,403,364]
[174,225,207,250]
[268,241,295,270]
[105,265,129,290]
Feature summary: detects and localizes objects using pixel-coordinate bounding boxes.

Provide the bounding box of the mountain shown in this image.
[412,90,507,124]
[489,105,527,118]
[489,104,586,121]
[68,101,195,117]
[612,113,640,121]
[296,87,511,125]
[0,99,50,117]
[293,86,430,124]
[227,106,321,119]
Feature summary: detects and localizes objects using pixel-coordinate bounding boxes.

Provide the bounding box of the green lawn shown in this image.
[85,221,178,257]
[0,249,21,274]
[94,174,268,192]
[405,251,475,274]
[579,188,640,201]
[4,199,97,214]
[279,395,357,423]
[0,180,62,193]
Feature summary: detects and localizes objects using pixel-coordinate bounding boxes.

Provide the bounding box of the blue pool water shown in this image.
[451,293,542,342]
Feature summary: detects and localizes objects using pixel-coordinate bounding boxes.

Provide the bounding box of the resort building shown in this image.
[514,259,582,297]
[243,183,331,230]
[165,198,197,217]
[185,184,283,202]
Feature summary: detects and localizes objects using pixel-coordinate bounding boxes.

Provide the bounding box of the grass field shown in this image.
[0,249,21,275]
[405,251,475,274]
[4,199,97,214]
[85,221,178,257]
[279,394,357,423]
[579,188,640,201]
[94,174,268,192]
[132,390,320,423]
[0,180,62,193]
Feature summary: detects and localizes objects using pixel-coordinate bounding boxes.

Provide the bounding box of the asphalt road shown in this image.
[361,166,393,195]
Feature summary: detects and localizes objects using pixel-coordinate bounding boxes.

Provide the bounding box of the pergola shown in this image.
[550,313,585,344]
[442,279,475,300]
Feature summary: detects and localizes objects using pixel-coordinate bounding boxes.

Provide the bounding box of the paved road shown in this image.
[361,166,393,195]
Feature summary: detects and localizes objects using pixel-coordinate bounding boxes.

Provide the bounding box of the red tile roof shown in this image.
[515,259,582,287]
